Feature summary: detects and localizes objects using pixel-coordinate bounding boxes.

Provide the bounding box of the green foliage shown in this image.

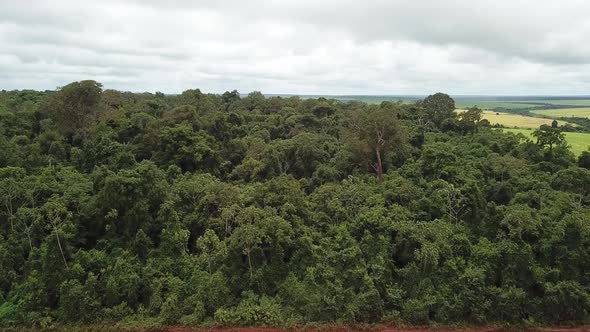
[345,104,407,182]
[160,293,182,324]
[422,92,456,128]
[458,107,484,134]
[0,85,589,327]
[215,292,286,326]
[533,124,566,151]
[59,278,100,322]
[0,302,16,326]
[46,80,104,139]
[540,281,590,323]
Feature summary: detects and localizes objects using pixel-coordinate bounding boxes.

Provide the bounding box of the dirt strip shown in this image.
[144,328,590,332]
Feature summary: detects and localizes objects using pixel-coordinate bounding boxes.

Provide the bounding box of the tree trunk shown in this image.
[6,200,14,232]
[375,147,384,183]
[24,224,33,252]
[246,249,253,282]
[53,226,68,268]
[26,231,32,252]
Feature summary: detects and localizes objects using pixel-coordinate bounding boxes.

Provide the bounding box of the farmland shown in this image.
[454,101,539,109]
[502,128,590,155]
[448,99,590,110]
[455,98,590,109]
[520,99,590,106]
[456,110,573,128]
[334,96,590,110]
[532,107,590,118]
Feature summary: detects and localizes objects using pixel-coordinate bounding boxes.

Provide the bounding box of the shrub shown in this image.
[214,292,285,326]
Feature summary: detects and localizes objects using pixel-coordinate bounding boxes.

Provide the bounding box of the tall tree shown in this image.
[47,80,103,140]
[533,124,565,151]
[422,92,456,129]
[346,105,406,182]
[458,107,483,134]
[222,90,241,112]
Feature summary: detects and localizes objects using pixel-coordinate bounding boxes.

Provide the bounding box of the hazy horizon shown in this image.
[3,87,590,100]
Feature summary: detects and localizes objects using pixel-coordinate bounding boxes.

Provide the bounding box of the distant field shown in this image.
[457,110,572,129]
[457,100,590,109]
[520,99,590,106]
[502,128,590,155]
[455,101,539,109]
[332,96,590,110]
[332,95,590,110]
[334,96,416,104]
[532,107,590,118]
[482,111,572,128]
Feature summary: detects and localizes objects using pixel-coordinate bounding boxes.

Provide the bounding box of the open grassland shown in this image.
[457,110,573,128]
[532,107,590,118]
[502,128,590,155]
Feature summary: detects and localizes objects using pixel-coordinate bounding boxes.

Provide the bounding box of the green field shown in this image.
[333,96,417,104]
[502,128,590,155]
[457,110,572,129]
[455,101,539,109]
[480,111,571,128]
[532,107,590,118]
[519,99,590,106]
[457,99,590,109]
[333,96,590,110]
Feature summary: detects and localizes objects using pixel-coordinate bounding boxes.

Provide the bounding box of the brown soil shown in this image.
[144,328,590,332]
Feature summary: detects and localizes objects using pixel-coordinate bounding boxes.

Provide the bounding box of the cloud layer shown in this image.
[1,0,589,95]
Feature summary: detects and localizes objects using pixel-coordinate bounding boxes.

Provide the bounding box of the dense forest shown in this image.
[0,81,589,328]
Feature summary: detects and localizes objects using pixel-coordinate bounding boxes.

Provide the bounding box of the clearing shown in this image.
[456,110,572,129]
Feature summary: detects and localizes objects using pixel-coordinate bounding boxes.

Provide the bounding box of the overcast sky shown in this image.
[1,1,589,95]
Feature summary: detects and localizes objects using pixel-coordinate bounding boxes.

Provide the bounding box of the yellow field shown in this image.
[501,128,590,155]
[457,110,572,129]
[532,107,590,118]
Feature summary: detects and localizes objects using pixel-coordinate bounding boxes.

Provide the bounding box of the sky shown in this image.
[1,0,590,95]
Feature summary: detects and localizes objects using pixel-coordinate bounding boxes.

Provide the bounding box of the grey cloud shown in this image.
[130,0,590,64]
[1,1,589,94]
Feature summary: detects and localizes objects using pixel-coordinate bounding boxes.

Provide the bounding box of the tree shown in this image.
[230,223,262,282]
[154,124,221,173]
[242,91,265,111]
[441,183,467,223]
[422,93,456,129]
[222,90,241,112]
[541,281,590,323]
[578,151,590,169]
[47,80,103,139]
[458,107,483,133]
[552,167,590,205]
[4,82,590,326]
[0,167,28,232]
[196,229,227,275]
[43,196,71,268]
[346,105,406,182]
[532,124,565,151]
